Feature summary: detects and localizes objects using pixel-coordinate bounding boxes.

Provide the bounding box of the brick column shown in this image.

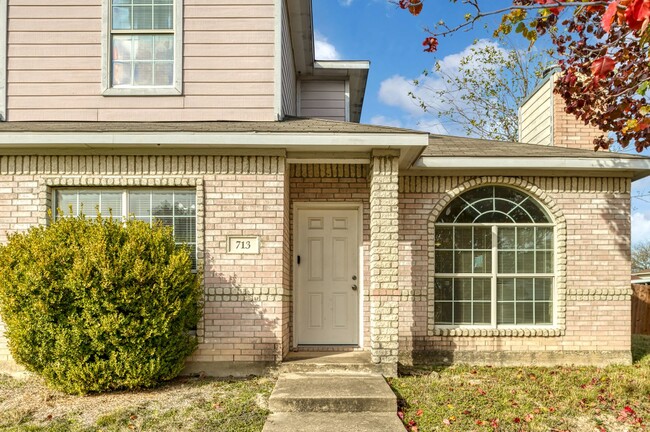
[369,150,399,374]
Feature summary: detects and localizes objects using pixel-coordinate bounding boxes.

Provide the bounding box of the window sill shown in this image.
[431,326,564,337]
[102,86,182,97]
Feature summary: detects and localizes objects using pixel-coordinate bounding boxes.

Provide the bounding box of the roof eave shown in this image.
[414,156,650,181]
[287,0,314,76]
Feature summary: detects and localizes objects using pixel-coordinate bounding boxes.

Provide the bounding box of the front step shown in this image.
[268,373,396,413]
[263,412,405,432]
[280,351,394,375]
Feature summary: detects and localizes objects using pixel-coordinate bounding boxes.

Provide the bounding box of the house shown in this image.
[0,0,649,378]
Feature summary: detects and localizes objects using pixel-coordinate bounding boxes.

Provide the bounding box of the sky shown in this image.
[311,0,650,246]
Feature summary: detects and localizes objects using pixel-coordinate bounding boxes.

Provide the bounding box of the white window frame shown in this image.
[434,222,556,329]
[101,0,183,96]
[433,186,557,330]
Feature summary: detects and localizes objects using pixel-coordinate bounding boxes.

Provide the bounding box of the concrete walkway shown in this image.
[262,352,405,432]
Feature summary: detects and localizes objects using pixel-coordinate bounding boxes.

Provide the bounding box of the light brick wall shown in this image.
[399,175,632,365]
[0,156,634,371]
[0,155,291,370]
[289,164,371,348]
[552,91,604,151]
[369,151,400,367]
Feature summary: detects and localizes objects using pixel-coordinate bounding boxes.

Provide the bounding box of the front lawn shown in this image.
[389,335,650,432]
[0,374,275,432]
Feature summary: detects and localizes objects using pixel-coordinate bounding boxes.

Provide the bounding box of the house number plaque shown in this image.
[226,236,260,254]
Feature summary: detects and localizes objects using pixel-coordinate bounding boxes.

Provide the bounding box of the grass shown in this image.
[389,334,650,432]
[0,374,275,432]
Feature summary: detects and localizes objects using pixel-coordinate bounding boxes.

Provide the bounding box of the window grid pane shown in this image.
[55,190,123,219]
[110,0,174,88]
[434,277,492,325]
[54,188,196,268]
[434,186,554,328]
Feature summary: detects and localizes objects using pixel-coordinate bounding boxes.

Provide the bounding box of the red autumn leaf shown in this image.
[513,417,521,423]
[477,388,487,395]
[422,36,438,52]
[399,0,423,15]
[602,0,620,32]
[416,409,424,417]
[624,406,636,415]
[409,2,423,15]
[590,56,616,79]
[535,0,565,15]
[625,0,650,31]
[475,420,484,426]
[398,411,405,420]
[408,420,417,427]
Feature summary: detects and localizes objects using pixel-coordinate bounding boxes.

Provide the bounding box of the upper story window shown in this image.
[434,186,554,327]
[103,0,183,95]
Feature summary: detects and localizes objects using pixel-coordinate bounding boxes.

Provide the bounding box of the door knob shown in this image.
[352,284,358,291]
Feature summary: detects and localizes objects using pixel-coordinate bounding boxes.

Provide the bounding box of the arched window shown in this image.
[434,186,554,327]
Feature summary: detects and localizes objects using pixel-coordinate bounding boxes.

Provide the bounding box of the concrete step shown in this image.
[268,373,397,413]
[263,412,405,432]
[279,351,392,375]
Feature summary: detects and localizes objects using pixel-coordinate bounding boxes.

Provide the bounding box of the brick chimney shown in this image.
[519,69,603,151]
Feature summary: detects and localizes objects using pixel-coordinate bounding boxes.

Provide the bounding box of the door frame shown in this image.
[292,202,364,348]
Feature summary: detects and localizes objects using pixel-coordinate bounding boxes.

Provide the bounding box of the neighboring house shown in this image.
[0,0,648,377]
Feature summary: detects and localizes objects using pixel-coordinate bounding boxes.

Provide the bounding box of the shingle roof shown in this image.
[0,117,423,135]
[423,134,646,159]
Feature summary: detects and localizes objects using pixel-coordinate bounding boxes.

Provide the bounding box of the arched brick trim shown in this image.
[426,176,567,337]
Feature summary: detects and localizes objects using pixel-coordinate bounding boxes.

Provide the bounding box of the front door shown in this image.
[296,208,359,345]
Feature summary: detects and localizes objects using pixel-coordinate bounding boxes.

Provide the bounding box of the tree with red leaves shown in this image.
[399,0,650,151]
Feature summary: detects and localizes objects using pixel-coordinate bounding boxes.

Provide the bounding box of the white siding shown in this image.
[280,0,296,117]
[6,0,276,121]
[299,80,345,121]
[519,78,553,146]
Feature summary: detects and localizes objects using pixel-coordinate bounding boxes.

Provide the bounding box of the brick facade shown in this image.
[552,85,604,151]
[0,155,634,373]
[399,175,632,365]
[369,152,400,370]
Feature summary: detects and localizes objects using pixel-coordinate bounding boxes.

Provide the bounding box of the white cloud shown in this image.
[338,0,353,5]
[314,31,341,60]
[632,212,650,244]
[375,39,509,136]
[377,75,426,116]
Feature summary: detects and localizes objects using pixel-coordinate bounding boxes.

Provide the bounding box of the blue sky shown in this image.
[312,0,650,246]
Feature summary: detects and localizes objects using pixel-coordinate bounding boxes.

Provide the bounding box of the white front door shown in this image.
[296,208,359,345]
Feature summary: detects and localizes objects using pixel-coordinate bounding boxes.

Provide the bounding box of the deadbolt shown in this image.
[352,275,357,281]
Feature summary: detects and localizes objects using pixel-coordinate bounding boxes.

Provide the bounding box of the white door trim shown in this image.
[293,202,364,348]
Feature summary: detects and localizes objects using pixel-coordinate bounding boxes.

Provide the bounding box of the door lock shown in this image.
[352,275,357,281]
[352,284,358,291]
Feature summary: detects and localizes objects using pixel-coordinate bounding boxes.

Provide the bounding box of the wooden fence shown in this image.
[632,284,650,335]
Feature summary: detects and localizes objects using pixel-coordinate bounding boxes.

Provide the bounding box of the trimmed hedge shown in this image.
[0,216,202,394]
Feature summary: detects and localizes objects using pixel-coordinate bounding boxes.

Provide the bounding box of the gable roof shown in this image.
[424,134,646,159]
[0,117,420,135]
[416,134,650,180]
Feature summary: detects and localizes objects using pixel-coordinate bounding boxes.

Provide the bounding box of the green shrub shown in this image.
[0,215,202,394]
